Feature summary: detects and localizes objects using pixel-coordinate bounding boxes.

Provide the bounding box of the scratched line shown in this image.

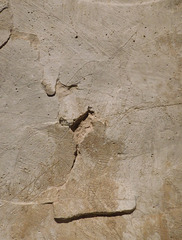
[79,0,164,7]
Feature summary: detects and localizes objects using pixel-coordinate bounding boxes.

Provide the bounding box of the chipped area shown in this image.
[51,121,136,221]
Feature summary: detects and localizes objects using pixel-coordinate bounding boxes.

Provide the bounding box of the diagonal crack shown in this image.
[0,33,11,50]
[69,107,94,131]
[0,5,8,13]
[59,106,94,131]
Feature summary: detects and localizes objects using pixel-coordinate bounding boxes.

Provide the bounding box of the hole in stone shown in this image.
[69,107,94,132]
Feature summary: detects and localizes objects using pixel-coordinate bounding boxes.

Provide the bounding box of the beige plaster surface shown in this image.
[0,0,182,239]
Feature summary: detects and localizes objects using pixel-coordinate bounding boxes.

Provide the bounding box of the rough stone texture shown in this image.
[0,0,182,239]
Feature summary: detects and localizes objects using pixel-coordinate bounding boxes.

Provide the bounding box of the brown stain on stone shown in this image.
[11,30,40,49]
[165,0,182,9]
[167,208,182,239]
[10,205,51,239]
[162,181,178,209]
[156,31,182,100]
[9,124,76,202]
[156,32,182,58]
[142,213,169,240]
[79,121,125,208]
[80,121,123,172]
[158,213,170,240]
[105,217,126,239]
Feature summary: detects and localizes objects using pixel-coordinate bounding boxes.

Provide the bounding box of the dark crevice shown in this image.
[0,34,11,50]
[0,6,8,13]
[69,107,94,132]
[71,144,79,170]
[67,84,77,90]
[59,117,70,126]
[54,208,136,223]
[42,202,54,205]
[46,92,56,97]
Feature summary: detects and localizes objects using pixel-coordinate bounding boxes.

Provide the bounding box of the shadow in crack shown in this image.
[54,208,136,223]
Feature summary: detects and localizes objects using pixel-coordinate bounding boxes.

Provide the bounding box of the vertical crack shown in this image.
[71,144,79,170]
[59,107,94,172]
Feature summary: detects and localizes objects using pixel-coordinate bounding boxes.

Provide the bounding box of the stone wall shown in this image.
[0,0,182,239]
